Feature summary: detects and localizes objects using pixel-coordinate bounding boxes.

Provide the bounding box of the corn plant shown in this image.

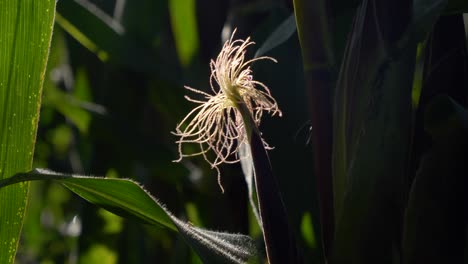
[0,0,55,262]
[1,0,468,263]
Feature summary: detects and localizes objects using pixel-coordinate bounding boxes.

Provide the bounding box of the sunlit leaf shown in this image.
[0,169,261,264]
[254,14,296,58]
[300,212,317,250]
[239,143,262,228]
[0,0,56,262]
[79,244,117,264]
[168,0,199,66]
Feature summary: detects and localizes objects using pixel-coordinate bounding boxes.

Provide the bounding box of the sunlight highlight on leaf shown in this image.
[0,169,261,263]
[169,0,200,66]
[0,1,56,262]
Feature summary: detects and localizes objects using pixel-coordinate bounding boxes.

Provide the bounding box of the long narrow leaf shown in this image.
[168,0,199,66]
[56,0,156,72]
[0,1,56,262]
[239,142,262,227]
[0,169,260,264]
[332,1,415,263]
[238,104,300,264]
[254,14,296,58]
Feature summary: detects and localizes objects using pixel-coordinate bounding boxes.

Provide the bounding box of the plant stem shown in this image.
[293,0,335,260]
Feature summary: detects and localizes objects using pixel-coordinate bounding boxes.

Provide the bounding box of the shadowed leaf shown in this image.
[238,103,300,264]
[399,0,447,46]
[403,96,468,263]
[332,1,415,263]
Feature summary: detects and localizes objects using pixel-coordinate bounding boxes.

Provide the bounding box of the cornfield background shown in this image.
[0,0,467,263]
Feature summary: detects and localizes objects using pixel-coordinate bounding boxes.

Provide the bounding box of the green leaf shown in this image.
[168,0,199,66]
[0,1,56,262]
[0,169,260,264]
[32,169,176,230]
[254,14,296,58]
[300,212,317,250]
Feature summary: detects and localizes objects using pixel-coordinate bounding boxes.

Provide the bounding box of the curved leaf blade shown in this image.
[0,168,176,230]
[254,14,296,58]
[173,218,260,264]
[0,169,260,263]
